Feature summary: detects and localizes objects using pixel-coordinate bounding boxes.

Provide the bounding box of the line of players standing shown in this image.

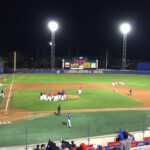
[112,80,124,86]
[40,90,66,101]
[112,80,125,93]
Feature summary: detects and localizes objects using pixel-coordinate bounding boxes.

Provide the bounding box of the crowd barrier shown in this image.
[3,69,150,75]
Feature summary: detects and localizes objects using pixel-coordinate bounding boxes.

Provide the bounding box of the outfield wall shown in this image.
[4,69,150,75]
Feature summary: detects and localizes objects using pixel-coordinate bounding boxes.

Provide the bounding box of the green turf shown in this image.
[4,74,150,89]
[0,110,150,147]
[11,89,142,111]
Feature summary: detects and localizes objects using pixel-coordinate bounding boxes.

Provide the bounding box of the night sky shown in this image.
[0,0,150,61]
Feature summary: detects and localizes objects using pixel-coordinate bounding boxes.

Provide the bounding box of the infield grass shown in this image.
[4,74,150,89]
[11,89,142,111]
[0,110,150,147]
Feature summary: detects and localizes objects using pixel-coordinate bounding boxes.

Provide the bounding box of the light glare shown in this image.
[120,23,131,34]
[48,21,58,31]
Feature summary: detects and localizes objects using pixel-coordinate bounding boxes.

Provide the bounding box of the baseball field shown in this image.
[0,74,150,147]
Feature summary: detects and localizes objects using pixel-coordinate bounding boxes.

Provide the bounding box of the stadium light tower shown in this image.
[120,23,131,70]
[48,21,58,69]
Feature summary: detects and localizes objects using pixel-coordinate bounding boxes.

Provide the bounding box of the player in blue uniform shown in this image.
[115,85,118,93]
[0,89,4,98]
[67,113,72,128]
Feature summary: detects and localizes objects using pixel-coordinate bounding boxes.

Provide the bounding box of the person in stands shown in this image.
[119,130,134,150]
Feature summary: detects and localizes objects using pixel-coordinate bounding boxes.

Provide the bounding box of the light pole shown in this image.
[120,23,131,70]
[48,21,58,69]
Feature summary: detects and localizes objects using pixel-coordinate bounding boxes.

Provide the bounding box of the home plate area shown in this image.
[0,121,11,125]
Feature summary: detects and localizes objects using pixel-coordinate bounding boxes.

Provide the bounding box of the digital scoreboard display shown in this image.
[91,62,96,68]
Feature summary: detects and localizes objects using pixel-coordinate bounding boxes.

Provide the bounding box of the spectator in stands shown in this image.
[61,139,72,148]
[92,145,98,150]
[71,141,76,147]
[119,130,134,150]
[41,144,46,150]
[34,144,40,150]
[51,143,59,150]
[116,128,123,141]
[59,143,66,150]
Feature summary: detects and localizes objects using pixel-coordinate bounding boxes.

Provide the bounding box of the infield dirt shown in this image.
[0,83,150,122]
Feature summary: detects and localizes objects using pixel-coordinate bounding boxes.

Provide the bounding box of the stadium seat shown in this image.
[144,137,150,141]
[136,141,146,146]
[131,141,136,147]
[107,141,120,146]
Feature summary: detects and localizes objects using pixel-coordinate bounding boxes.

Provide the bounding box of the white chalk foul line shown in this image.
[5,73,15,112]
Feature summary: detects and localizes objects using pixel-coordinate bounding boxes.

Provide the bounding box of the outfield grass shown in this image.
[0,110,150,147]
[11,89,142,111]
[3,74,150,89]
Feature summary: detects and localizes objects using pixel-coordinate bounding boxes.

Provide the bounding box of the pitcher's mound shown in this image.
[66,95,80,99]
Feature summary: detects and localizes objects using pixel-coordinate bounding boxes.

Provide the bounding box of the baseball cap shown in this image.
[93,145,98,150]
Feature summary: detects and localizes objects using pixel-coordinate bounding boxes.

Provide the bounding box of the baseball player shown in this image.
[61,90,64,100]
[78,87,82,95]
[119,80,122,85]
[54,91,58,101]
[62,90,66,100]
[58,90,62,100]
[112,80,115,86]
[129,89,132,96]
[115,85,118,93]
[0,89,4,98]
[58,104,61,116]
[51,92,54,101]
[43,90,47,100]
[40,91,43,100]
[64,91,66,100]
[47,91,52,101]
[115,80,117,85]
[67,113,72,128]
[0,81,2,87]
[4,76,7,82]
[122,81,124,86]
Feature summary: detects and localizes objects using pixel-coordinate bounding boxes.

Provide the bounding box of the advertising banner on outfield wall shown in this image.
[66,70,89,74]
[83,62,91,68]
[88,70,103,74]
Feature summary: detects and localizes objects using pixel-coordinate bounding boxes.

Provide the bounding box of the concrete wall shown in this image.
[1,130,150,150]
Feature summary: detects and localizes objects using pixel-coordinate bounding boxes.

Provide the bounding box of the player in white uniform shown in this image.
[40,91,43,100]
[112,80,115,86]
[47,91,52,101]
[67,113,72,128]
[115,80,117,85]
[0,81,2,87]
[78,87,82,95]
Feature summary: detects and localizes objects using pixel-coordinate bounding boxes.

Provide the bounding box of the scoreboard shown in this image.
[63,57,98,70]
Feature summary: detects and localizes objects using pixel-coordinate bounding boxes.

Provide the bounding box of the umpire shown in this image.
[58,105,61,116]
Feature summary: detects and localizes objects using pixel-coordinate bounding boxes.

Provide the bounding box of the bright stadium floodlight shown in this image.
[48,21,58,32]
[120,23,131,34]
[120,23,131,70]
[48,21,58,69]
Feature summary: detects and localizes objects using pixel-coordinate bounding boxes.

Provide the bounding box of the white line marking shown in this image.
[5,73,15,112]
